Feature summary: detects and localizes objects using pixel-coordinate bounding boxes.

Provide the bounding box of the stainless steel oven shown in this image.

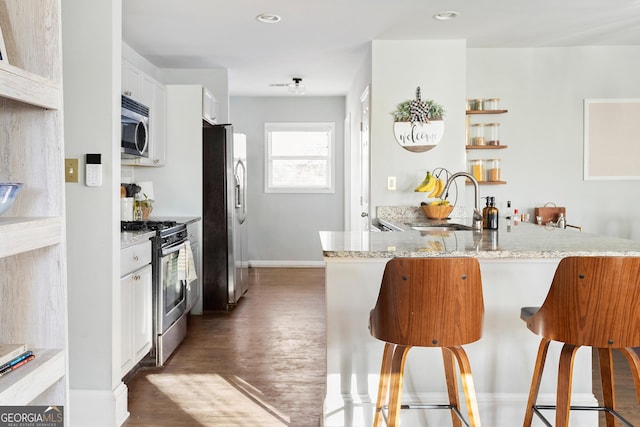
[122,220,189,366]
[155,231,188,366]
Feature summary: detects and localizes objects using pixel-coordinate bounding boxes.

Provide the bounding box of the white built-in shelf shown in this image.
[0,348,64,405]
[0,62,61,110]
[0,217,63,258]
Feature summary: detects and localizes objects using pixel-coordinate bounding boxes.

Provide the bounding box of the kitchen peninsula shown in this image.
[320,208,640,427]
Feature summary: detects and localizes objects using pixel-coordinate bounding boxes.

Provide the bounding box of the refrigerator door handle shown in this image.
[235,160,247,224]
[234,176,241,209]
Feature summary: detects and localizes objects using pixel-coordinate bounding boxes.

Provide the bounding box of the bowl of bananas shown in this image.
[421,201,453,219]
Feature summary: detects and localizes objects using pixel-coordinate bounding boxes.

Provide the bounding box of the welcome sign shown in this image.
[393,121,444,152]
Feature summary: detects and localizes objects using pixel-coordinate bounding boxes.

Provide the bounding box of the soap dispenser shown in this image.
[487,196,499,230]
[482,197,491,229]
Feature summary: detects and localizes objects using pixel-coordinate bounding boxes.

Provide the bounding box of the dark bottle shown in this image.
[487,196,499,230]
[482,197,491,229]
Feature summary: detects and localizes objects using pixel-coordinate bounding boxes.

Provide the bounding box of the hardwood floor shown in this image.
[593,349,640,426]
[121,267,640,426]
[123,267,326,427]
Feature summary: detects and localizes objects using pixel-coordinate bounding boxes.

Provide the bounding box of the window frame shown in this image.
[264,122,336,194]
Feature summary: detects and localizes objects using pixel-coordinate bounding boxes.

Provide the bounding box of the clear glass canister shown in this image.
[471,123,486,146]
[486,98,500,110]
[465,99,473,111]
[486,123,500,146]
[486,159,501,182]
[473,98,484,111]
[468,159,485,182]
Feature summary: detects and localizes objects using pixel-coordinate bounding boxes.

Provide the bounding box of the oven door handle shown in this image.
[161,241,186,257]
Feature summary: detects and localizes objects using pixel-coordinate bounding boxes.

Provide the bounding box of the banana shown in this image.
[414,172,436,192]
[427,178,444,198]
[437,178,446,198]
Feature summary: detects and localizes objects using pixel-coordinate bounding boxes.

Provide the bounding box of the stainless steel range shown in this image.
[121,220,189,366]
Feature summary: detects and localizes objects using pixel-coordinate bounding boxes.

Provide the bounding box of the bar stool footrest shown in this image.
[379,403,470,427]
[533,404,634,427]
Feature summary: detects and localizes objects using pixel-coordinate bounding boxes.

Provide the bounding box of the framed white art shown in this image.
[584,98,640,180]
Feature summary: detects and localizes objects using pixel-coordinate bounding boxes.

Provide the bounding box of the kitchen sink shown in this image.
[409,223,474,232]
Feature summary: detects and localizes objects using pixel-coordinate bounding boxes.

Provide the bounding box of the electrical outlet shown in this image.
[65,158,79,183]
[387,176,397,191]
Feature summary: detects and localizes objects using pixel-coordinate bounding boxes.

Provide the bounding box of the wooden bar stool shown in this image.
[521,256,640,427]
[369,257,484,427]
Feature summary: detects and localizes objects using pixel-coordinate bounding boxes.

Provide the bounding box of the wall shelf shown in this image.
[466,104,508,184]
[0,62,61,110]
[467,181,507,185]
[0,0,67,409]
[0,217,63,258]
[465,145,508,150]
[466,109,508,115]
[0,349,65,405]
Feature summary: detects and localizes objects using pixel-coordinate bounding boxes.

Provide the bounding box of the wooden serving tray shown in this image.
[534,205,566,225]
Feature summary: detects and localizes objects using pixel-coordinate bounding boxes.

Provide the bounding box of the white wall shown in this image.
[370,40,469,215]
[344,46,372,231]
[229,96,346,265]
[134,85,204,217]
[466,46,640,239]
[62,0,124,421]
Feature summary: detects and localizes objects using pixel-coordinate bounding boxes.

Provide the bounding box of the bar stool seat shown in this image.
[369,257,484,427]
[521,256,640,427]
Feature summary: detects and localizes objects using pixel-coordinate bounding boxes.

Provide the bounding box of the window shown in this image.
[265,122,335,193]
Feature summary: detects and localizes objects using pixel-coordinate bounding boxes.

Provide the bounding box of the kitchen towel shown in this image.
[177,241,198,285]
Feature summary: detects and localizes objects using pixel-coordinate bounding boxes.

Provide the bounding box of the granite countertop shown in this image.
[121,230,155,249]
[319,207,640,259]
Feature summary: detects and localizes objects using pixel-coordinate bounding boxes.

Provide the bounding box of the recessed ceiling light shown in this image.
[433,11,460,21]
[256,13,281,24]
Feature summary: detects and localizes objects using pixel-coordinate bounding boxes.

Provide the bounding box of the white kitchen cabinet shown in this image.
[120,240,152,378]
[121,60,167,167]
[149,82,167,166]
[202,87,218,125]
[0,0,67,410]
[122,59,143,101]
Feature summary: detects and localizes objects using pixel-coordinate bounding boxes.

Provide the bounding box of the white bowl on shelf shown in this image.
[0,183,23,216]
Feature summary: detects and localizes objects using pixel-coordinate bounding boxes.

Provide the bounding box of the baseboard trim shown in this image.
[249,260,325,268]
[70,382,129,426]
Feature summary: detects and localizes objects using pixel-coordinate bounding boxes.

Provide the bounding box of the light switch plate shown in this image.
[65,158,79,183]
[387,176,396,191]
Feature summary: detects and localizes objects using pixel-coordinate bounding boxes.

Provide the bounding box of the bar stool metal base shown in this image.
[377,403,472,427]
[532,405,634,427]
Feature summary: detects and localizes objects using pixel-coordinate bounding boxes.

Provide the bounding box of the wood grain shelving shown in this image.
[0,0,67,408]
[465,145,508,150]
[466,107,508,185]
[466,109,508,115]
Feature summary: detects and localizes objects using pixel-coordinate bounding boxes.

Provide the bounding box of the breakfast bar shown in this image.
[320,212,640,426]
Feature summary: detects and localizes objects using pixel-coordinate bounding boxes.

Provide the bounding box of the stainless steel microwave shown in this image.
[121,95,149,158]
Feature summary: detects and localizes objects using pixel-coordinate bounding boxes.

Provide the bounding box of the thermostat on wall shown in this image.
[85,154,102,187]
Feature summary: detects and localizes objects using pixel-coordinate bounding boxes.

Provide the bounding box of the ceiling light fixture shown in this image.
[432,11,460,21]
[256,13,281,24]
[288,77,305,95]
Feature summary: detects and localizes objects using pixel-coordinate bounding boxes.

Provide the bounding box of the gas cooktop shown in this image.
[121,220,178,232]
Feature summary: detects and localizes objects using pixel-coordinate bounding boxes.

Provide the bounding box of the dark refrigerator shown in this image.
[202,124,248,311]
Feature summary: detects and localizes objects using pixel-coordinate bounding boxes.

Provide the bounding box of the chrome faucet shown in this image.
[441,172,483,231]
